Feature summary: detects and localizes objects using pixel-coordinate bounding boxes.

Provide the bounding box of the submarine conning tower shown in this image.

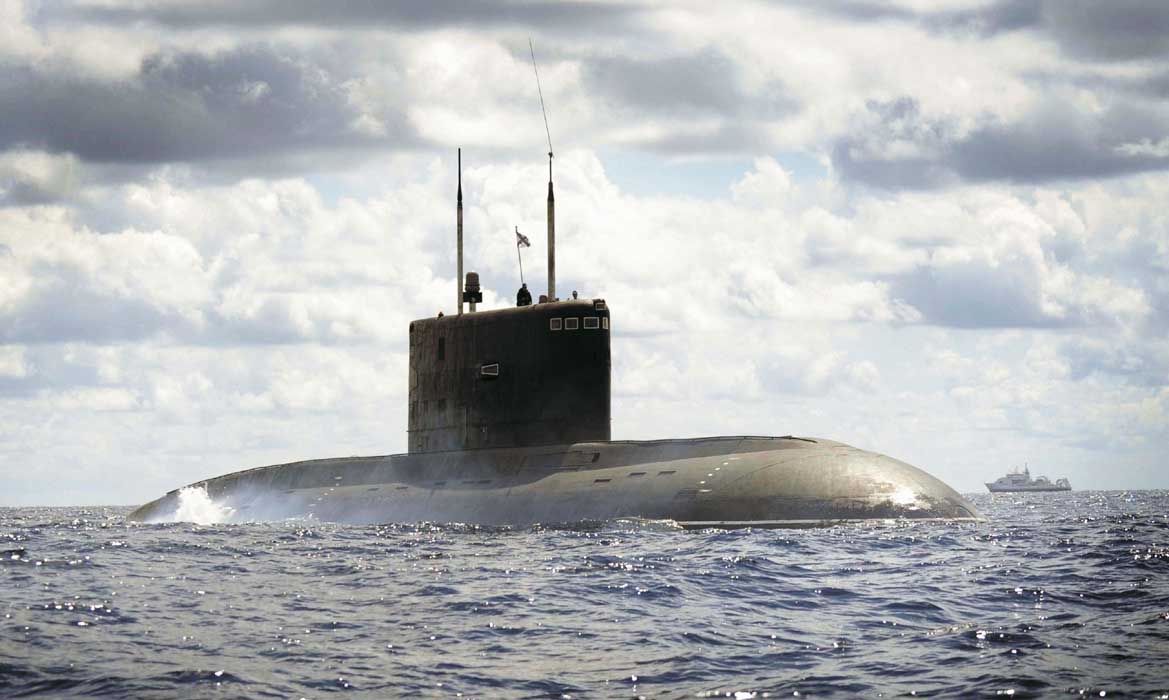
[408,299,611,453]
[409,146,610,453]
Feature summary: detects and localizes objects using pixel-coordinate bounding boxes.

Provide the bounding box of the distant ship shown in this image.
[127,149,981,527]
[985,466,1071,493]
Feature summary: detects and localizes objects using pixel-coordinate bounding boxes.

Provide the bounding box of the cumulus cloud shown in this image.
[2,148,1166,503]
[1037,0,1169,61]
[0,172,460,347]
[790,0,1169,62]
[885,222,1153,330]
[585,48,745,115]
[0,44,414,164]
[0,346,27,379]
[1058,336,1169,388]
[953,100,1169,182]
[69,0,642,32]
[834,96,1169,188]
[578,47,797,153]
[0,214,208,343]
[0,150,80,205]
[8,0,1168,186]
[831,97,961,189]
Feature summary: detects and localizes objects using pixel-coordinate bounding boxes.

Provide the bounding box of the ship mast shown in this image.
[547,152,555,302]
[456,148,463,315]
[530,39,555,301]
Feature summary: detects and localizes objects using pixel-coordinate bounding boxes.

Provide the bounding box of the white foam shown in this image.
[888,486,922,509]
[168,486,236,525]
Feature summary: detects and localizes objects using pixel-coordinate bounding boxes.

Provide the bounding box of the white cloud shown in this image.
[0,1,157,80]
[3,144,1167,505]
[0,150,80,204]
[731,157,793,207]
[0,345,26,378]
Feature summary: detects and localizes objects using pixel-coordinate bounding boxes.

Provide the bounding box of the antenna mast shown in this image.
[530,38,556,301]
[457,148,464,315]
[516,226,526,285]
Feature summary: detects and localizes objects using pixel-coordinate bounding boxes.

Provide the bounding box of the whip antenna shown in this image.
[529,38,553,161]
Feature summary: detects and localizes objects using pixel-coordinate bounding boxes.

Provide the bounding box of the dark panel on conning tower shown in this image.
[408,299,611,453]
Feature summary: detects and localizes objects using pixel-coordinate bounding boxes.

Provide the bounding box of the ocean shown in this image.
[2,491,1167,698]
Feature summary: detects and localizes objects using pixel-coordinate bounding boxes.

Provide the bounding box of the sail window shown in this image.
[583,317,600,329]
[594,300,607,311]
[437,336,445,361]
[480,363,500,378]
[628,472,647,478]
[549,318,562,331]
[602,318,609,330]
[565,317,580,330]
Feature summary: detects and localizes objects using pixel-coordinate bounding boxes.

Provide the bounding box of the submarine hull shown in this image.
[128,436,980,527]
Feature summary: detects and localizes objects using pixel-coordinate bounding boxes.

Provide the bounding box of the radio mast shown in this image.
[529,38,556,301]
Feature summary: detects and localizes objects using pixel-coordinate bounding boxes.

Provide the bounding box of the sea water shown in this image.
[2,491,1167,698]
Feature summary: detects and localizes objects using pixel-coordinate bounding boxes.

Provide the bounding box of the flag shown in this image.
[515,227,531,247]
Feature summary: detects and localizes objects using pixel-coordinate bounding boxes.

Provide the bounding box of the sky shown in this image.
[1,0,1167,506]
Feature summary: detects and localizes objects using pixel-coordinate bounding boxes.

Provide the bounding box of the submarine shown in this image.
[128,149,980,528]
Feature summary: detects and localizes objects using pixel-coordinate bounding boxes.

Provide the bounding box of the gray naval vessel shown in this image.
[986,466,1071,493]
[129,151,980,528]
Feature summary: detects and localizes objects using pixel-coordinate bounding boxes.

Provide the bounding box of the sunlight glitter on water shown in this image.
[2,492,1168,698]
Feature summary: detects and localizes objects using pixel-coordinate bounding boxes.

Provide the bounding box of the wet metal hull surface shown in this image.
[128,436,981,527]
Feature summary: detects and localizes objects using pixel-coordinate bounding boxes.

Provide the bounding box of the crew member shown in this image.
[516,283,532,307]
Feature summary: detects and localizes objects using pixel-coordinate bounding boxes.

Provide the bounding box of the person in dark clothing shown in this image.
[516,283,532,307]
